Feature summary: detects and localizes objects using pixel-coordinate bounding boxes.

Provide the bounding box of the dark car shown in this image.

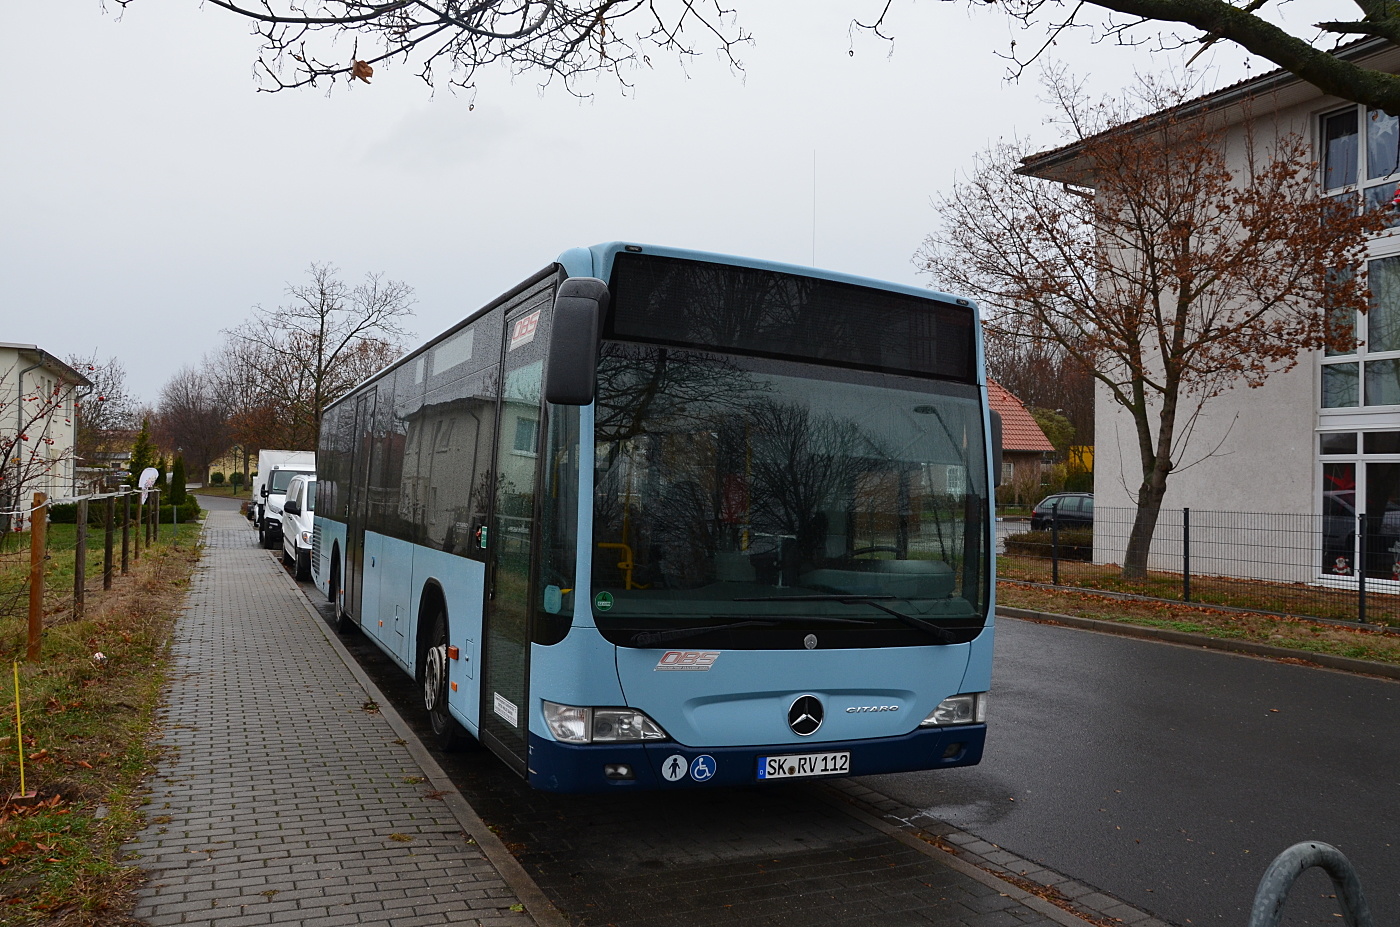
[1030,492,1093,531]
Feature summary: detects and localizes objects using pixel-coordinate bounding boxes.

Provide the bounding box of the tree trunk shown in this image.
[1122,458,1172,579]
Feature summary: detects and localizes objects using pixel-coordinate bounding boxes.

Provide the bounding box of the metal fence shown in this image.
[997,505,1400,626]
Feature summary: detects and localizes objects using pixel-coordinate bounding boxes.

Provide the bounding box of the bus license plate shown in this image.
[757,751,850,780]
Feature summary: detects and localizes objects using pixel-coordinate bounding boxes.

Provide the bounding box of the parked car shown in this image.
[1030,492,1093,531]
[280,474,317,581]
[250,449,316,545]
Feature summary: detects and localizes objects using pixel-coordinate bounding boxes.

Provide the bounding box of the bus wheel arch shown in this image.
[418,584,465,751]
[329,546,352,635]
[328,543,341,603]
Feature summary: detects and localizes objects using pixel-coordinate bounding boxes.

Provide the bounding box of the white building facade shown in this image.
[1,343,91,525]
[1023,41,1400,585]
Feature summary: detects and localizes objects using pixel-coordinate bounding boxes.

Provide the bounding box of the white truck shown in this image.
[249,450,316,549]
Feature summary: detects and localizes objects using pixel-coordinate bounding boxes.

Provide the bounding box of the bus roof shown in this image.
[560,242,977,312]
[327,243,980,411]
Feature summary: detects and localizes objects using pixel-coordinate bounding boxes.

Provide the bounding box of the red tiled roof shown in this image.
[988,380,1055,453]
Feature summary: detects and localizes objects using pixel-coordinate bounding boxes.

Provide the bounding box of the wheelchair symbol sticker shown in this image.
[689,755,717,782]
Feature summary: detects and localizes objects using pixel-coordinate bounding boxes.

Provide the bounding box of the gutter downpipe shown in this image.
[12,359,43,528]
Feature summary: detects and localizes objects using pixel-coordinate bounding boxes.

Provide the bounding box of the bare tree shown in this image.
[918,73,1387,577]
[66,352,140,474]
[978,3,1400,115]
[844,0,1400,115]
[984,330,1094,447]
[155,365,231,482]
[123,0,1400,113]
[206,339,292,481]
[223,263,415,448]
[133,0,751,94]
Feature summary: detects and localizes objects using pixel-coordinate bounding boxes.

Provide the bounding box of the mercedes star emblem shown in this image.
[788,695,824,736]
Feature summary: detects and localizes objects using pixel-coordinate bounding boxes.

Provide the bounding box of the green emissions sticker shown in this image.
[594,591,615,611]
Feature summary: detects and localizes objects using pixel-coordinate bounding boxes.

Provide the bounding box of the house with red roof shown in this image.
[987,380,1054,498]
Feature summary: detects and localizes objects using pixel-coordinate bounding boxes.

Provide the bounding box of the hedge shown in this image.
[1004,528,1094,561]
[49,497,202,525]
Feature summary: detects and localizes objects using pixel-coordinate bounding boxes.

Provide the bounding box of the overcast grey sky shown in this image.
[3,2,1264,404]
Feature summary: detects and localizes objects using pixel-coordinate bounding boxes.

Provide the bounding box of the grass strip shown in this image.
[0,521,201,925]
[997,581,1400,667]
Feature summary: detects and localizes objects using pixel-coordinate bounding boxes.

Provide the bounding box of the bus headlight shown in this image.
[542,701,669,744]
[920,693,988,727]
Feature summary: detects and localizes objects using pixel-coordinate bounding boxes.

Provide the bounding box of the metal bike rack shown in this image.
[1248,842,1373,927]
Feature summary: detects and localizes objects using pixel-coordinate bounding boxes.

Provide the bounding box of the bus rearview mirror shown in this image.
[545,276,609,405]
[990,409,1003,487]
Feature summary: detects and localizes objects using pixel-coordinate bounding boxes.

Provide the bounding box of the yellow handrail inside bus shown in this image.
[597,542,649,590]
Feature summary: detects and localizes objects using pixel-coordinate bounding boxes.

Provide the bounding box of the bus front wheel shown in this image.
[423,612,465,751]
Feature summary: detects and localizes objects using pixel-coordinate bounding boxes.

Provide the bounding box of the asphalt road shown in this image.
[857,617,1400,927]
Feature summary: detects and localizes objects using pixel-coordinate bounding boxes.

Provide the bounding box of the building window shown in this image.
[1318,432,1400,579]
[513,417,539,456]
[945,465,966,495]
[1322,105,1400,221]
[1320,255,1400,408]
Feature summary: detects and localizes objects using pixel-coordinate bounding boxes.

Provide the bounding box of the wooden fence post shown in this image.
[126,491,136,566]
[27,493,46,661]
[74,498,88,621]
[104,496,114,591]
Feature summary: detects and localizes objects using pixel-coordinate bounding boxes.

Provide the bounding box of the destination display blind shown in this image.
[606,252,976,382]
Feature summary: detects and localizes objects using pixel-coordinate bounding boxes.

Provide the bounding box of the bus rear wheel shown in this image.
[423,612,465,751]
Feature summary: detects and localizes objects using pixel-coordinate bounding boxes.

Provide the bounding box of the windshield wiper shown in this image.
[628,614,876,647]
[735,594,958,644]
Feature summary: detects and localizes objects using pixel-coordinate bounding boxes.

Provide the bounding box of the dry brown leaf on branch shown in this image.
[351,60,374,84]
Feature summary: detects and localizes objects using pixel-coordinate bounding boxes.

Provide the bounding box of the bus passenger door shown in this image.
[345,388,377,625]
[480,296,552,774]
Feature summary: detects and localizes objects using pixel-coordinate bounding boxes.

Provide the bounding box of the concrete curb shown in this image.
[997,606,1400,681]
[272,552,569,927]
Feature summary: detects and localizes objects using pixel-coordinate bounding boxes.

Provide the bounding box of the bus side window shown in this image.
[418,367,497,562]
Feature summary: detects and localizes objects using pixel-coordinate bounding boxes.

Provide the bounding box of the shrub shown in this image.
[230,472,245,488]
[211,472,226,485]
[157,497,202,524]
[47,502,114,526]
[47,503,81,525]
[1005,528,1094,561]
[170,456,187,507]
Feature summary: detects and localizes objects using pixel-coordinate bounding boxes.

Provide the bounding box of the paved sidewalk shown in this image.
[128,500,558,927]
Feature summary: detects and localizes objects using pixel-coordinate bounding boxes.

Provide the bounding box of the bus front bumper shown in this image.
[526,724,985,793]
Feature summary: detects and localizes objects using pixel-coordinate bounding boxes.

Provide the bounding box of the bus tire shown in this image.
[423,611,464,751]
[329,556,353,634]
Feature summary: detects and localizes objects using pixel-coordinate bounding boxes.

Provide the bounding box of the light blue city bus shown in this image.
[313,242,999,792]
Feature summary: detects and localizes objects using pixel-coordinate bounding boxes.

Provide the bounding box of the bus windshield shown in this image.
[590,343,990,649]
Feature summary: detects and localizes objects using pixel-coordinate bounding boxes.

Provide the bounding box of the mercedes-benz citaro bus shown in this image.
[313,242,1001,792]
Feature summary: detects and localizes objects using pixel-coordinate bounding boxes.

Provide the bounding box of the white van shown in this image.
[250,450,315,548]
[280,474,317,581]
